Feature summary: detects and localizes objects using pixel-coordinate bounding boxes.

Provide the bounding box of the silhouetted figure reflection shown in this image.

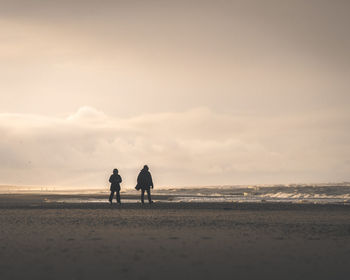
[109,169,122,204]
[136,165,154,204]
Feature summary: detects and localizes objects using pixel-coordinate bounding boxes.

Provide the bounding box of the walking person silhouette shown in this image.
[136,165,154,204]
[109,169,122,204]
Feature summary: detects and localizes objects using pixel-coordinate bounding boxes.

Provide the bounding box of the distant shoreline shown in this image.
[1,181,350,193]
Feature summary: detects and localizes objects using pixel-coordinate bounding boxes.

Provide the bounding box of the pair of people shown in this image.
[109,165,154,205]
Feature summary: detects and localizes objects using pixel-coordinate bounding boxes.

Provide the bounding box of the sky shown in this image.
[0,0,349,188]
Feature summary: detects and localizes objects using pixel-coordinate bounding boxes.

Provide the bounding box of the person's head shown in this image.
[143,165,149,171]
[113,169,118,174]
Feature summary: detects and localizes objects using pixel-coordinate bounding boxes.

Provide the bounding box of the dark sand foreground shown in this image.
[1,193,350,280]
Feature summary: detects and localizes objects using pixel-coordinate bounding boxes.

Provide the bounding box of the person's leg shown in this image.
[141,189,145,204]
[147,189,152,203]
[109,191,114,203]
[116,190,121,203]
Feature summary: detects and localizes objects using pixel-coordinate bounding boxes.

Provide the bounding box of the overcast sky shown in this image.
[0,0,349,187]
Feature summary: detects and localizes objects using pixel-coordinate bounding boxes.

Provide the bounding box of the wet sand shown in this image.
[1,194,350,280]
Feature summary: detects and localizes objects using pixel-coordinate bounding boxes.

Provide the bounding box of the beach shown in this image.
[1,193,350,280]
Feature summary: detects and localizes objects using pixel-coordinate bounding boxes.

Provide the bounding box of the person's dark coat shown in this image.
[136,169,153,190]
[109,174,122,191]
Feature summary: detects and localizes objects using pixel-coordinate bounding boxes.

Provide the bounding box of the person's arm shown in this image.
[118,175,122,183]
[109,175,113,183]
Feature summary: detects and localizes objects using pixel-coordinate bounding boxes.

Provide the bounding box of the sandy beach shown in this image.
[0,193,349,280]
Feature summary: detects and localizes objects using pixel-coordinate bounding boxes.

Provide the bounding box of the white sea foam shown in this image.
[162,184,350,204]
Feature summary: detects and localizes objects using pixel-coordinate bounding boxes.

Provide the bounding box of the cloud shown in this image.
[0,107,349,187]
[66,106,107,122]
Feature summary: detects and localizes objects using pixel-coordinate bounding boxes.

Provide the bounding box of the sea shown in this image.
[154,183,350,204]
[1,183,350,204]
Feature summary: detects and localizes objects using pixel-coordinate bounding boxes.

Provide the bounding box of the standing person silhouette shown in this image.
[136,165,154,204]
[109,169,122,204]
